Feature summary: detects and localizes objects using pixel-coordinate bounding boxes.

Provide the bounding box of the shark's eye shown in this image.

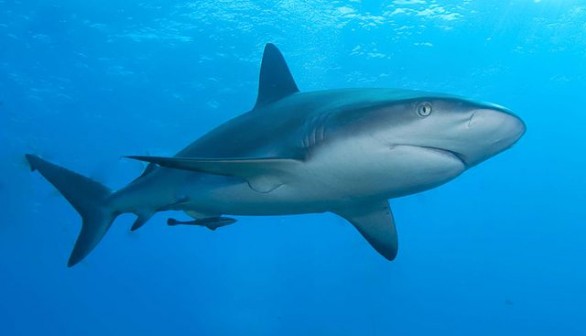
[417,102,433,117]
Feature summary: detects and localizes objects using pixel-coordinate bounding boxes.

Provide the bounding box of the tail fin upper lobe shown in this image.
[25,154,116,267]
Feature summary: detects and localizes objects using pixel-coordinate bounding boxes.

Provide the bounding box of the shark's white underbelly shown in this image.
[181,140,466,216]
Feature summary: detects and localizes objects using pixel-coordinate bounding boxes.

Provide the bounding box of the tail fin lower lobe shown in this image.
[26,154,117,267]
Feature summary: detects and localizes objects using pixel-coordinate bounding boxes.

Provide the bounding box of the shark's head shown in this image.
[370,95,526,168]
[328,90,526,196]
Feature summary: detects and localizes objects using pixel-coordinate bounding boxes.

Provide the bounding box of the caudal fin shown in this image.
[25,154,116,267]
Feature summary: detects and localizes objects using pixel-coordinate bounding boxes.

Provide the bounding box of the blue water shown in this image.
[1,1,585,335]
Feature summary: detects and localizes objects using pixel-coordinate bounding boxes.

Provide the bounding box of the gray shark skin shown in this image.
[26,44,526,267]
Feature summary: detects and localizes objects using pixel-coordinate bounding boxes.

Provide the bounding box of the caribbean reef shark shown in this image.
[26,43,526,267]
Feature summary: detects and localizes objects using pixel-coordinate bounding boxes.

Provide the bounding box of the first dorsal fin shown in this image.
[254,43,299,109]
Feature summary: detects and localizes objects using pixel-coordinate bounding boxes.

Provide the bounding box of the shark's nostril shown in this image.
[467,111,476,128]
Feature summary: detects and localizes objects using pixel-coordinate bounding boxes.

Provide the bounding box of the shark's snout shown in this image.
[462,107,526,166]
[470,108,526,143]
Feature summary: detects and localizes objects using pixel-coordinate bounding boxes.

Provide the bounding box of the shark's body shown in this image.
[27,44,526,267]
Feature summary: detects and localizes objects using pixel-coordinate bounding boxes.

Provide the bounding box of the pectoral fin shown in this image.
[335,201,398,261]
[126,156,302,193]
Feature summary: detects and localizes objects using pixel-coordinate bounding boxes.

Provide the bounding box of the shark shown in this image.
[26,43,526,267]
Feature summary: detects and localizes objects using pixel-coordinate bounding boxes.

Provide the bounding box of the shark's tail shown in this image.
[25,154,117,267]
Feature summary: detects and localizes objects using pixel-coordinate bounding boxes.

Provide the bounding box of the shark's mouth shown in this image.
[391,145,468,168]
[418,146,469,168]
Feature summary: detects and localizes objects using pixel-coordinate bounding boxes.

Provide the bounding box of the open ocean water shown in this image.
[1,1,585,335]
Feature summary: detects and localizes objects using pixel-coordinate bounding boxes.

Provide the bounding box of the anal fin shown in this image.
[130,213,153,231]
[334,201,398,261]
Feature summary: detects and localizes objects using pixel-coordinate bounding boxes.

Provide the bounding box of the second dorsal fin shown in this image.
[254,43,299,109]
